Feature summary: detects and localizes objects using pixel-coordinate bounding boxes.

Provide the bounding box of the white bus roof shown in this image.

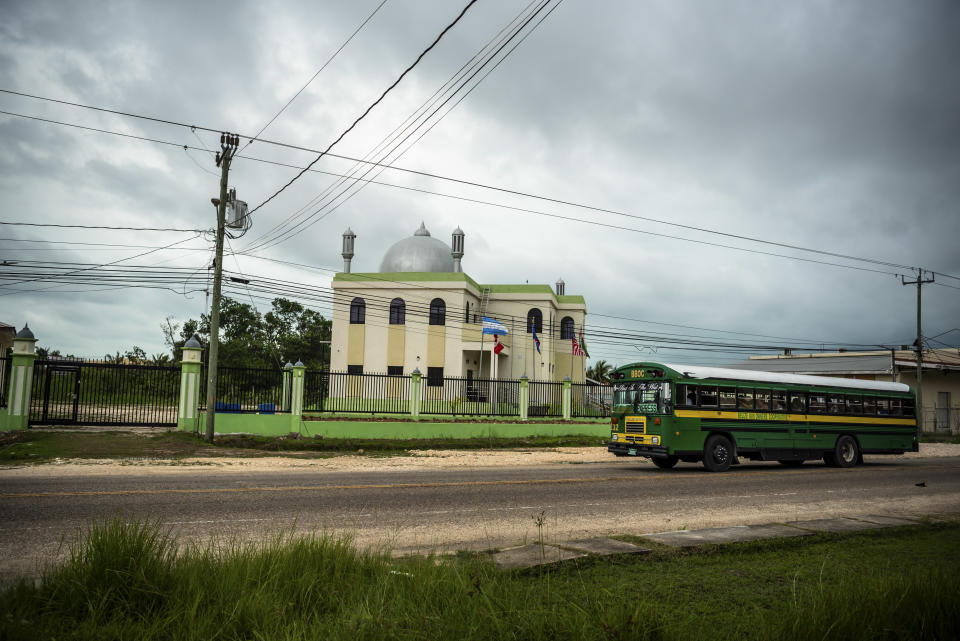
[661,363,911,393]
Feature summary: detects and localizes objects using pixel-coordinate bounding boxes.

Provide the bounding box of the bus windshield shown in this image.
[613,381,671,414]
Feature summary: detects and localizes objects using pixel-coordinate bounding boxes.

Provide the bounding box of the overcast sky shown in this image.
[1,0,958,367]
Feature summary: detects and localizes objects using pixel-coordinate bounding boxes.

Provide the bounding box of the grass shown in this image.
[0,430,604,465]
[0,520,957,640]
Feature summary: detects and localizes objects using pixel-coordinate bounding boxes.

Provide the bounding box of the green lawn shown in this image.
[0,520,956,640]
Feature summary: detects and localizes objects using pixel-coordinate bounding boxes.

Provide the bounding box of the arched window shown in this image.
[389,298,405,325]
[349,297,365,324]
[560,316,575,339]
[526,308,542,333]
[429,298,446,326]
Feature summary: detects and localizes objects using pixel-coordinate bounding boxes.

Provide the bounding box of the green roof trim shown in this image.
[557,295,586,304]
[480,284,554,294]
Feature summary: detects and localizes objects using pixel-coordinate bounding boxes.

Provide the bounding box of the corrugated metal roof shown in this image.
[726,355,893,375]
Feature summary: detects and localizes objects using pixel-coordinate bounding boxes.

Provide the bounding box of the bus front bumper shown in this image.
[608,443,669,458]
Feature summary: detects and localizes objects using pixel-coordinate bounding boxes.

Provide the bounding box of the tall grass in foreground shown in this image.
[1,520,957,640]
[768,566,960,641]
[0,519,669,641]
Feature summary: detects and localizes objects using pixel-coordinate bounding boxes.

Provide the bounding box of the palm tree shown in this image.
[586,359,612,384]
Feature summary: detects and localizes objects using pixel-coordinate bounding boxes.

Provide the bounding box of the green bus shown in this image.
[607,362,918,472]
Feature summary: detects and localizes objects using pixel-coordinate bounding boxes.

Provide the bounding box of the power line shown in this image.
[0,220,203,232]
[245,0,480,217]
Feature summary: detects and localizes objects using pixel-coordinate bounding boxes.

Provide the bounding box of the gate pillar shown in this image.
[178,336,203,432]
[2,325,37,432]
[410,369,422,418]
[289,361,306,433]
[562,376,572,421]
[519,375,529,421]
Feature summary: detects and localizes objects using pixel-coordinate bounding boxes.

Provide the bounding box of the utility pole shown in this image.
[205,133,240,443]
[902,269,935,433]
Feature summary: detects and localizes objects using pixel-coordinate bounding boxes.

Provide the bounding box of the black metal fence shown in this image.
[29,360,180,426]
[571,382,611,417]
[528,380,563,417]
[0,356,9,408]
[304,371,410,414]
[422,376,522,417]
[199,366,288,413]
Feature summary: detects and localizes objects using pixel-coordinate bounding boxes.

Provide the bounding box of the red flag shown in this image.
[493,334,504,355]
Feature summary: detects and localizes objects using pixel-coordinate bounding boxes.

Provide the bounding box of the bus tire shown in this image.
[833,435,859,468]
[702,434,734,473]
[652,455,679,469]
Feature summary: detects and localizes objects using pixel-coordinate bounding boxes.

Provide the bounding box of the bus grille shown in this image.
[625,419,645,434]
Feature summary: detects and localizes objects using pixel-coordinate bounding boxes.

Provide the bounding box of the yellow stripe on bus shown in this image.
[673,409,915,426]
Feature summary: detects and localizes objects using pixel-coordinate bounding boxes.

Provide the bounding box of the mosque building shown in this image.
[330,223,587,383]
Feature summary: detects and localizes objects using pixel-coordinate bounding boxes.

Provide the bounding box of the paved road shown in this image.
[1,456,958,581]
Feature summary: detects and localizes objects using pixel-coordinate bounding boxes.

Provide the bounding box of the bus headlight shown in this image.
[651,436,660,445]
[611,434,618,441]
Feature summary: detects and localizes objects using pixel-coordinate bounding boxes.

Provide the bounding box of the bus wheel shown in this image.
[778,460,804,467]
[702,435,734,473]
[833,436,859,468]
[652,455,679,469]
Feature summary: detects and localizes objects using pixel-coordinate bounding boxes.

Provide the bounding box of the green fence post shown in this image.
[519,375,529,421]
[562,376,571,421]
[410,369,421,419]
[290,361,305,433]
[178,336,203,433]
[2,325,37,431]
[282,362,293,413]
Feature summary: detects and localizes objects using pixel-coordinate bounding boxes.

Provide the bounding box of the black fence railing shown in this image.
[199,366,288,413]
[29,360,180,426]
[305,371,410,414]
[422,376,521,417]
[527,380,563,417]
[571,382,611,417]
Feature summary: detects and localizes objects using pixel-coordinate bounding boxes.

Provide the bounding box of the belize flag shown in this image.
[482,316,508,335]
[532,329,541,354]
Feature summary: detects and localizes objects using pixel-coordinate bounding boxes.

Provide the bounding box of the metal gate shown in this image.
[30,360,180,427]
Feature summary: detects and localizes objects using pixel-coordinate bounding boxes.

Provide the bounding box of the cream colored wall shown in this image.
[331,279,586,381]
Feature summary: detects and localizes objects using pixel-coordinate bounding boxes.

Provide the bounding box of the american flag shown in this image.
[571,335,585,356]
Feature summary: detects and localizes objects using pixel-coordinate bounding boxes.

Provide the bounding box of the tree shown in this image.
[586,359,613,384]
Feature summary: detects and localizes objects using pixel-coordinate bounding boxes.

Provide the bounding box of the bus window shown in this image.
[828,395,844,414]
[890,399,902,415]
[772,391,787,412]
[737,389,754,410]
[877,398,890,415]
[789,392,807,413]
[677,384,697,407]
[720,387,736,409]
[902,398,915,417]
[700,386,718,408]
[756,390,771,411]
[809,394,826,413]
[863,397,877,415]
[846,395,863,415]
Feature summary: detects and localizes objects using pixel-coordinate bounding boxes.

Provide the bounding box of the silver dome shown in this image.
[379,223,455,273]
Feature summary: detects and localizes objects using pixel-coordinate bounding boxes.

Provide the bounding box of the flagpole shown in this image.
[479,327,485,381]
[510,316,515,381]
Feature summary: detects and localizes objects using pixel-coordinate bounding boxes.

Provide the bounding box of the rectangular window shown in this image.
[845,395,863,415]
[677,384,697,407]
[890,398,902,415]
[737,389,755,410]
[387,366,403,376]
[862,397,877,415]
[902,398,915,417]
[789,392,807,413]
[876,398,890,415]
[427,367,444,387]
[828,395,844,414]
[809,394,826,414]
[719,387,736,409]
[699,386,718,408]
[756,390,771,411]
[772,391,787,412]
[347,364,363,375]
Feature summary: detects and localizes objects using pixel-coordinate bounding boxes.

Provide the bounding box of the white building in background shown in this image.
[330,223,588,383]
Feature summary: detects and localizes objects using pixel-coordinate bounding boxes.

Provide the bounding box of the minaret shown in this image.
[341,227,356,273]
[451,226,464,272]
[555,278,565,296]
